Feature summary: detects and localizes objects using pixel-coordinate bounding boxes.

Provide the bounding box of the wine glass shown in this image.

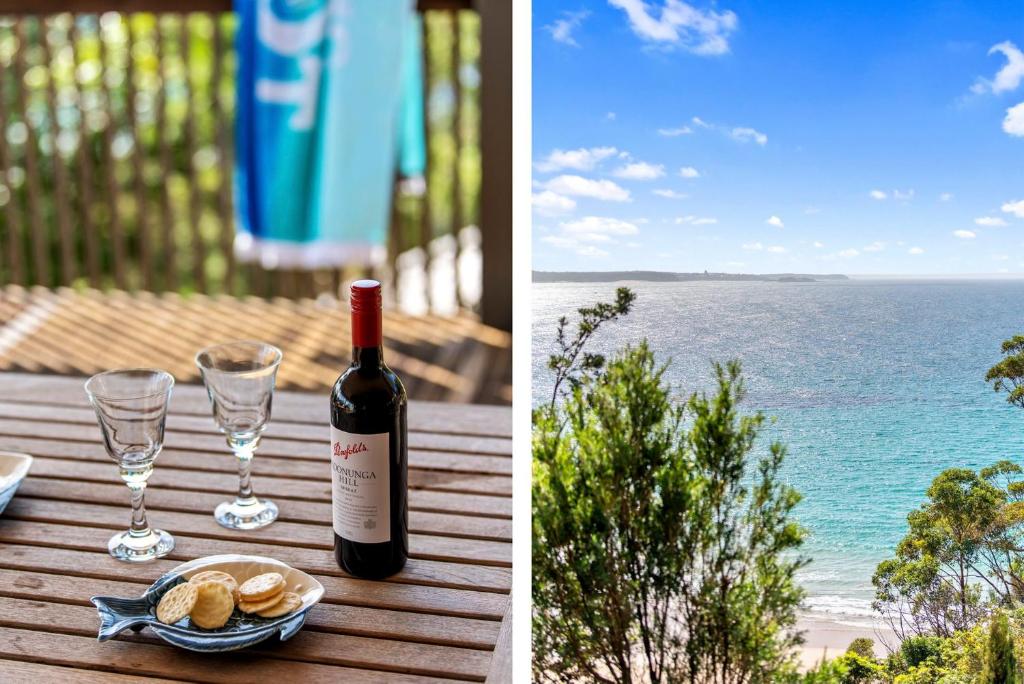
[196,341,282,530]
[85,369,176,562]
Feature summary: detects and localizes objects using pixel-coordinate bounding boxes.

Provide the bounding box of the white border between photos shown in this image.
[511,0,532,679]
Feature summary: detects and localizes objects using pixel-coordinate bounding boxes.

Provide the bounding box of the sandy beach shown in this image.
[797,615,898,670]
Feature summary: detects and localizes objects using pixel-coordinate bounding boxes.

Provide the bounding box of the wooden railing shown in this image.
[0,0,511,329]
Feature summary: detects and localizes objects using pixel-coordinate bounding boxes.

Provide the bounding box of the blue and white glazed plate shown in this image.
[0,451,32,516]
[91,554,325,652]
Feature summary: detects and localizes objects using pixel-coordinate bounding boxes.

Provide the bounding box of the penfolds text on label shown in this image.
[333,441,368,460]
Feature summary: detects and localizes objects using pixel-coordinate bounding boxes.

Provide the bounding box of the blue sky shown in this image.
[532,0,1024,275]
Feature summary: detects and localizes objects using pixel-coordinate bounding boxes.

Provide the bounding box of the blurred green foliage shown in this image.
[0,10,478,297]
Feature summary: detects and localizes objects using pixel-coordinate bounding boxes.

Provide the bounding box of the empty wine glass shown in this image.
[196,341,282,530]
[85,369,176,563]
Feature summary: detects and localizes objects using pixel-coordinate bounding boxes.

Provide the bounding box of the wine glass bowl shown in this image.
[196,341,282,530]
[85,369,175,563]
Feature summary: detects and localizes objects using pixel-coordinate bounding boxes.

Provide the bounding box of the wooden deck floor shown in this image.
[0,286,511,405]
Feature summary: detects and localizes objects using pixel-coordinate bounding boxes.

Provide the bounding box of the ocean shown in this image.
[532,279,1024,626]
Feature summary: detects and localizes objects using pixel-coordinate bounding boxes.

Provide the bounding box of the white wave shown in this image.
[802,595,877,625]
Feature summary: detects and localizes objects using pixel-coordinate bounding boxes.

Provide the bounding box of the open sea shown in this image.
[532,279,1024,626]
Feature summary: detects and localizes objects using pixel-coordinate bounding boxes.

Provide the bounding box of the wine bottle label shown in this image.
[330,427,390,544]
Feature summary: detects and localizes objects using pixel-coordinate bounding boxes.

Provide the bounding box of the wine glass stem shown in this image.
[234,448,257,505]
[128,483,150,537]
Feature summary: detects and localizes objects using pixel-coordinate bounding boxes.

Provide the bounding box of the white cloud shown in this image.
[653,189,688,199]
[973,42,1024,94]
[975,216,1008,227]
[1002,199,1024,218]
[953,229,976,239]
[534,146,618,172]
[939,193,954,202]
[657,125,692,136]
[678,166,701,178]
[532,190,577,216]
[813,241,825,248]
[541,235,578,249]
[837,248,860,258]
[544,175,632,201]
[545,11,589,47]
[908,246,925,255]
[1004,102,1024,137]
[577,245,610,257]
[992,254,1010,261]
[561,216,640,236]
[677,215,717,225]
[869,189,913,201]
[741,241,763,251]
[730,127,768,145]
[766,215,784,228]
[613,161,666,180]
[606,112,617,121]
[863,241,886,252]
[607,0,739,56]
[804,206,821,215]
[687,116,766,145]
[766,245,787,254]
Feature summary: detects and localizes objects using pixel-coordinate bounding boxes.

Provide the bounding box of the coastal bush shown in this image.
[986,335,1024,410]
[901,637,946,669]
[847,638,876,659]
[872,462,1024,639]
[533,289,807,683]
[980,612,1019,683]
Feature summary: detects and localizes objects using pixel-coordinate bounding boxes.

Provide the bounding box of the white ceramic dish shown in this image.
[0,451,32,516]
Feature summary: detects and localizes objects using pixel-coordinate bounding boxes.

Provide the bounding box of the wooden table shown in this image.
[0,373,512,683]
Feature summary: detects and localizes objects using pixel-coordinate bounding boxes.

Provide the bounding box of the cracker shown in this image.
[188,570,239,603]
[189,580,235,630]
[255,591,302,618]
[237,590,284,614]
[238,572,285,602]
[156,582,198,625]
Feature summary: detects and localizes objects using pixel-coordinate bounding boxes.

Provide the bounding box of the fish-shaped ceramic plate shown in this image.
[91,554,324,652]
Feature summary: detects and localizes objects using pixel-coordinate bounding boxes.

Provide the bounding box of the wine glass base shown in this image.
[215,498,278,530]
[108,528,175,563]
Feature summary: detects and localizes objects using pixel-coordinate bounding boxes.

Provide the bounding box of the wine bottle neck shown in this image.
[352,345,384,369]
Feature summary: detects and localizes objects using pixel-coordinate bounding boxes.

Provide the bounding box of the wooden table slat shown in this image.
[0,598,493,680]
[0,446,512,516]
[0,627,465,684]
[1,498,512,566]
[0,659,180,684]
[0,372,513,438]
[0,569,501,650]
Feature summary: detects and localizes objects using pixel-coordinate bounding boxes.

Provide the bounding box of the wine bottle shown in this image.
[330,279,408,578]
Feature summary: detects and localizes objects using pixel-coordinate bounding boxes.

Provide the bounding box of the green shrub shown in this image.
[847,638,876,660]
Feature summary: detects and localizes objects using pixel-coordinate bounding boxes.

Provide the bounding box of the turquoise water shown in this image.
[532,279,1024,624]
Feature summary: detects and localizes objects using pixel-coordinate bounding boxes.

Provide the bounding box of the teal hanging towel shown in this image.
[234,0,426,269]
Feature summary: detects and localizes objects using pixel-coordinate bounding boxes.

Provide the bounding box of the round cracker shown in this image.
[237,590,284,614]
[156,582,198,625]
[255,591,302,618]
[188,570,239,603]
[189,581,235,630]
[238,572,285,602]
